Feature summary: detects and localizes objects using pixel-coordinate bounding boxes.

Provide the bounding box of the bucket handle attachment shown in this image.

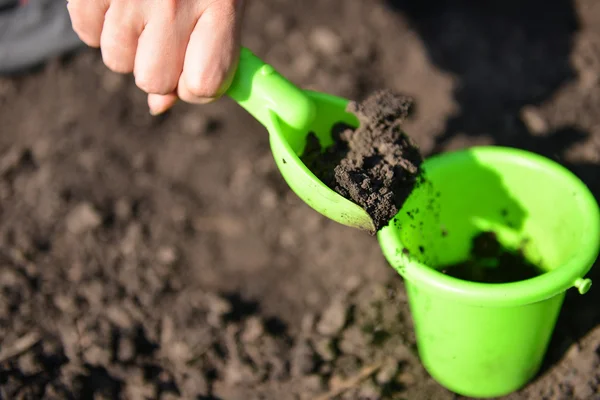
[574,278,592,295]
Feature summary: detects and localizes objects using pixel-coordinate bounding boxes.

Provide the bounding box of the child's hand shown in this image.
[67,0,245,115]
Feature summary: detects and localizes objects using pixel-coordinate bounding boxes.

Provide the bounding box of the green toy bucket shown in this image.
[377,146,600,398]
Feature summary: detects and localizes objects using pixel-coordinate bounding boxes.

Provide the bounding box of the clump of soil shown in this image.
[301,90,424,232]
[440,231,545,283]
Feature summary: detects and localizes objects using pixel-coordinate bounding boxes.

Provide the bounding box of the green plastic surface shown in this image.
[378,147,600,398]
[226,48,376,232]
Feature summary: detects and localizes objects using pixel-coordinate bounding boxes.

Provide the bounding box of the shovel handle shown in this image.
[226,47,316,131]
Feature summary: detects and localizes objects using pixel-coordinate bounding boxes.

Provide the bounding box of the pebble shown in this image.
[375,359,399,385]
[312,337,336,362]
[241,317,264,343]
[316,296,348,336]
[105,306,133,329]
[397,371,416,386]
[292,53,317,77]
[520,106,548,135]
[180,113,208,136]
[66,202,102,234]
[83,344,110,366]
[259,188,278,209]
[157,246,178,266]
[205,293,232,327]
[310,27,343,55]
[18,352,41,375]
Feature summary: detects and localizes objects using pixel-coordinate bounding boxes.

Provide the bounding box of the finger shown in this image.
[148,93,178,115]
[178,0,245,104]
[67,0,109,47]
[100,2,143,73]
[133,5,194,95]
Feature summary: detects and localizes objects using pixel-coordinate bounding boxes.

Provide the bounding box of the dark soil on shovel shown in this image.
[1,0,600,399]
[440,231,545,283]
[301,90,424,232]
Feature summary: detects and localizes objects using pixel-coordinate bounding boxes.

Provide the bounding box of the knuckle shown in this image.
[70,23,100,47]
[184,72,225,99]
[78,33,101,48]
[135,71,174,95]
[161,0,179,21]
[104,59,133,74]
[101,49,133,74]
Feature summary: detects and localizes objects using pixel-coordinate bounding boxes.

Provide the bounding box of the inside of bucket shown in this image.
[389,149,591,282]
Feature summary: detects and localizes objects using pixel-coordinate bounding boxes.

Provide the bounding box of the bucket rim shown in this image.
[377,146,600,307]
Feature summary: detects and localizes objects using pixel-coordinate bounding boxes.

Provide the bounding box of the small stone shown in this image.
[54,294,76,314]
[205,293,232,327]
[397,371,416,386]
[18,352,41,375]
[157,246,178,266]
[83,344,110,366]
[310,27,343,55]
[312,337,336,362]
[343,275,362,294]
[316,296,348,336]
[292,53,317,77]
[165,340,191,365]
[259,188,278,209]
[520,106,548,136]
[375,359,399,385]
[66,202,102,234]
[241,317,264,343]
[180,113,208,136]
[105,306,133,329]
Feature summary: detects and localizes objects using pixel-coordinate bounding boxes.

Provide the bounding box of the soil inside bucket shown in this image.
[300,90,424,232]
[439,231,545,283]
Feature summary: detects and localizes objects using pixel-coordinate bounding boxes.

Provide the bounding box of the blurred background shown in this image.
[1,0,599,399]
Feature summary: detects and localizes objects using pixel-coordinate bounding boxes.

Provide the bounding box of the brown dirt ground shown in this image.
[1,0,599,399]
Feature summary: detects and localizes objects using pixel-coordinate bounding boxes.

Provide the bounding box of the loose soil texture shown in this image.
[440,231,544,284]
[1,0,600,399]
[301,90,423,232]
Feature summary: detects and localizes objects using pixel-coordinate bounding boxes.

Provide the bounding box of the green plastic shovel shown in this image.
[225,47,376,233]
